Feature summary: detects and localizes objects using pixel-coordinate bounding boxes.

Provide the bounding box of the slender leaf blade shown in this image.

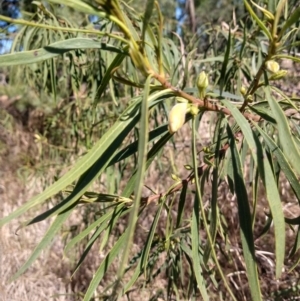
[221,99,257,163]
[266,87,300,176]
[117,74,151,278]
[0,38,125,66]
[124,200,165,292]
[243,0,272,40]
[227,125,262,300]
[254,123,300,201]
[142,0,155,44]
[252,131,286,279]
[83,230,128,301]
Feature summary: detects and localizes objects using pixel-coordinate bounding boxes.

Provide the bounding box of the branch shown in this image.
[151,72,262,122]
[141,143,230,206]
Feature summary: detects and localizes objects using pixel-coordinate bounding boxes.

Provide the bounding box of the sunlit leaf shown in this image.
[0,38,125,66]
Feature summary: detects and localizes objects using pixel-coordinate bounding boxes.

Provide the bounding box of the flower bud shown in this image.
[168,102,187,134]
[240,86,247,96]
[171,174,180,181]
[197,71,209,89]
[246,95,254,103]
[266,60,280,73]
[203,147,210,153]
[196,71,209,99]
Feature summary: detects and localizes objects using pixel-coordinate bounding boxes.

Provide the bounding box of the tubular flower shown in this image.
[168,102,187,134]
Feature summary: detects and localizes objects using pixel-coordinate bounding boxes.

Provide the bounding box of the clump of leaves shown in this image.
[1,1,300,300]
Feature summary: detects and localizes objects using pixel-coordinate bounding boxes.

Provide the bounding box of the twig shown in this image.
[151,71,262,122]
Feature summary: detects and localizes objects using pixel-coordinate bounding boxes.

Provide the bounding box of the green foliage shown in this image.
[1,0,300,300]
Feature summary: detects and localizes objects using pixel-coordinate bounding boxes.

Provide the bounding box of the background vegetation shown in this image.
[0,0,300,300]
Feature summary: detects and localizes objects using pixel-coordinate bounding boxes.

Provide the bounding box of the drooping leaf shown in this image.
[117,74,151,279]
[243,0,273,41]
[252,130,286,279]
[266,87,300,176]
[279,2,300,37]
[227,125,262,301]
[219,30,231,95]
[0,38,126,66]
[83,229,129,301]
[124,199,165,292]
[141,0,155,46]
[254,123,300,202]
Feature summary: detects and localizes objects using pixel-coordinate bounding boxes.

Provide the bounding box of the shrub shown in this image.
[1,1,300,300]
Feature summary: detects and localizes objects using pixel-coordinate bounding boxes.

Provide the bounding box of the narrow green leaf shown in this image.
[155,3,164,76]
[175,181,188,229]
[94,53,126,105]
[83,230,128,301]
[191,195,208,301]
[243,0,273,41]
[254,123,300,201]
[122,11,140,41]
[73,205,129,277]
[273,54,300,63]
[219,30,231,95]
[289,226,300,261]
[64,207,117,255]
[248,105,276,124]
[117,74,151,279]
[266,87,300,176]
[196,56,224,63]
[227,125,262,300]
[50,58,57,103]
[289,247,300,272]
[252,131,285,279]
[124,199,165,292]
[191,119,209,301]
[252,168,259,229]
[279,2,299,37]
[142,0,155,45]
[48,0,99,15]
[109,123,168,165]
[221,99,257,163]
[203,119,223,264]
[0,38,125,66]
